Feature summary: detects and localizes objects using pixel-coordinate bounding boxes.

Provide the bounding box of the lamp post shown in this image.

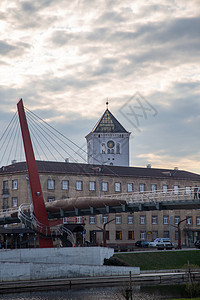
[96,218,115,247]
[177,218,187,249]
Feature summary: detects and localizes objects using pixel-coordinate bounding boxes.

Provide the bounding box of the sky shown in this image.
[0,0,200,173]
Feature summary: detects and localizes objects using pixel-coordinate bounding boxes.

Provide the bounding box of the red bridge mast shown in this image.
[17,99,53,248]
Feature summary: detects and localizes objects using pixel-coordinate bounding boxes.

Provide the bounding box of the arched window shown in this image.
[116,143,120,154]
[102,143,106,154]
[107,149,110,154]
[111,149,114,154]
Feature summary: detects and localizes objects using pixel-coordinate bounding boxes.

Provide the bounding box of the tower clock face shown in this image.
[107,140,115,148]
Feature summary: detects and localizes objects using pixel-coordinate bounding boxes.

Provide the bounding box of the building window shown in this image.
[89,181,96,191]
[140,231,146,240]
[116,231,122,240]
[115,182,121,192]
[12,180,18,190]
[102,215,108,224]
[116,143,121,154]
[3,198,8,209]
[196,217,200,226]
[48,179,55,190]
[12,197,18,207]
[174,185,179,195]
[89,216,96,224]
[163,216,169,225]
[163,185,168,193]
[102,182,108,192]
[140,215,146,225]
[128,215,133,224]
[76,181,83,191]
[175,216,180,225]
[128,231,134,240]
[127,183,133,192]
[185,186,191,195]
[175,231,179,240]
[76,216,82,224]
[152,216,157,225]
[3,181,9,194]
[106,231,109,240]
[152,231,158,240]
[151,184,157,193]
[116,216,122,224]
[62,180,69,190]
[164,231,169,238]
[102,143,106,154]
[186,216,192,225]
[48,197,55,202]
[139,184,145,192]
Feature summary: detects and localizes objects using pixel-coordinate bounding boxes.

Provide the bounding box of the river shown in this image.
[0,284,189,299]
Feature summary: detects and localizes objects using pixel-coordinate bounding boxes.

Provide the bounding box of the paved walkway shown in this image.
[1,270,199,294]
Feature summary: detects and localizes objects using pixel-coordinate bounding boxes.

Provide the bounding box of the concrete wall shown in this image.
[0,247,140,282]
[0,262,140,282]
[0,247,114,265]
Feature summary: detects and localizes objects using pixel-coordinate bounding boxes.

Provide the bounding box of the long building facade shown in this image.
[0,106,200,249]
[0,160,200,249]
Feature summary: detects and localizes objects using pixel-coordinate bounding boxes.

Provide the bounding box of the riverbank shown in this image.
[0,269,200,294]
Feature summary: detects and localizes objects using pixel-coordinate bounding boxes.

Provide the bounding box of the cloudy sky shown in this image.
[0,0,200,173]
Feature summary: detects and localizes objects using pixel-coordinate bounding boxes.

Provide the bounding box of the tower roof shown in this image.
[91,109,128,133]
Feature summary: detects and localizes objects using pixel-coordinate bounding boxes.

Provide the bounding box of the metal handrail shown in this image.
[18,203,75,246]
[0,207,18,217]
[104,187,198,204]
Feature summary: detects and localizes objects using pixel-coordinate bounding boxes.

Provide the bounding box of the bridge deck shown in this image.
[0,188,199,225]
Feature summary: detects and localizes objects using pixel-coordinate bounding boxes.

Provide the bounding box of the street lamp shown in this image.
[96,218,115,247]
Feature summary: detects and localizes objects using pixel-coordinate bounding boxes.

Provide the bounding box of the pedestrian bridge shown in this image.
[0,187,199,224]
[0,187,199,241]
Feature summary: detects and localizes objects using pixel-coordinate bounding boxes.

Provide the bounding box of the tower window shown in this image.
[101,143,106,154]
[116,143,121,154]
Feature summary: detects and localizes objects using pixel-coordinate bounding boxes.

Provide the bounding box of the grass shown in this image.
[114,250,200,270]
[170,298,200,300]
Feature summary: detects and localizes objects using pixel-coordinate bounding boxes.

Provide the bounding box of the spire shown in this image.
[91,107,128,133]
[106,98,109,109]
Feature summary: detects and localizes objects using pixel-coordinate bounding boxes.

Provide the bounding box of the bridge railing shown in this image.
[18,203,75,245]
[0,207,18,218]
[104,187,198,204]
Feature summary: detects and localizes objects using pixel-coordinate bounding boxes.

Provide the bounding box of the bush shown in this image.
[104,256,129,266]
[185,281,200,298]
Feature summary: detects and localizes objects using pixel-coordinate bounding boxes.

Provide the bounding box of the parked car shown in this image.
[135,240,149,248]
[149,238,173,249]
[194,240,200,249]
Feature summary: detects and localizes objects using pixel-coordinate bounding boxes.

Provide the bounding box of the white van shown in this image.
[149,238,173,248]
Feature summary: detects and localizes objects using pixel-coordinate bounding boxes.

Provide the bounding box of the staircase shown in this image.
[18,203,75,247]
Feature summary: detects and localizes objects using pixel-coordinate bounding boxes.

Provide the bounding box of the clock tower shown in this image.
[85,105,131,166]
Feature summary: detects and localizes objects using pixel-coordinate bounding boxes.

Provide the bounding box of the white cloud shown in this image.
[0,0,200,173]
